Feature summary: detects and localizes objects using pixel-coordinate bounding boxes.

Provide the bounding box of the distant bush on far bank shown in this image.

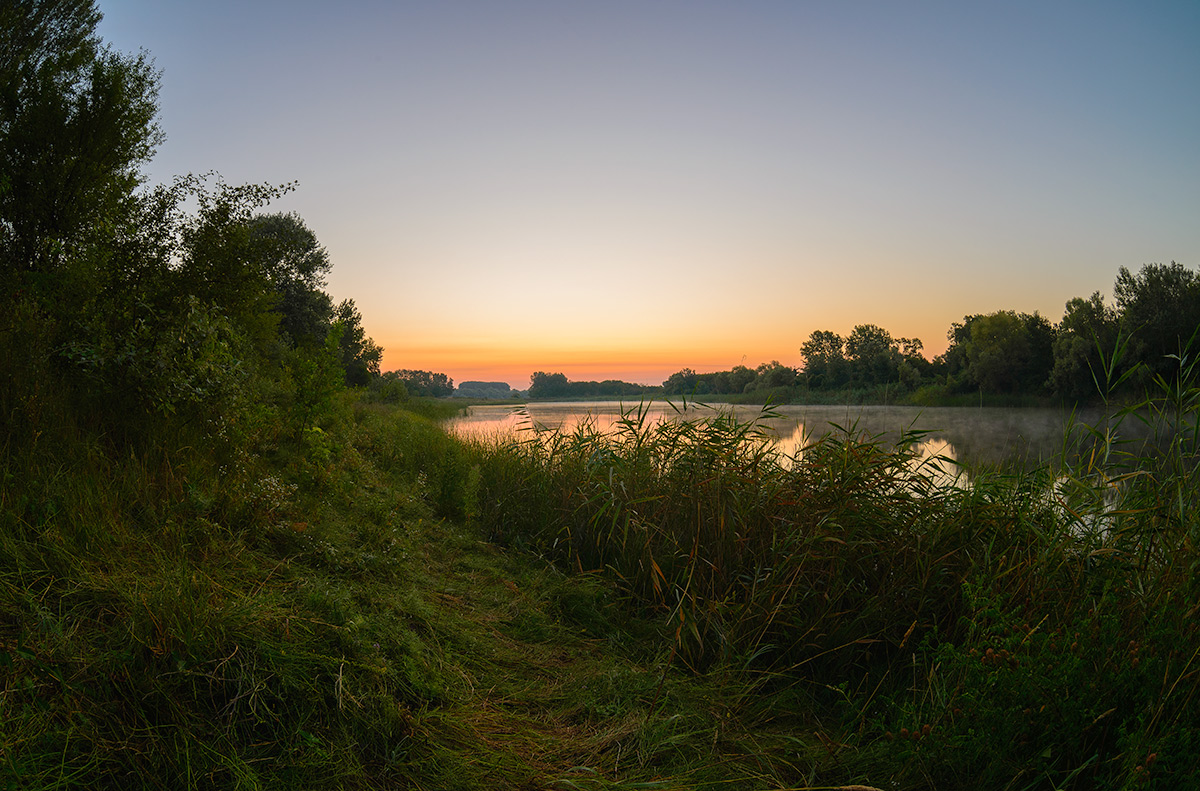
[455,381,514,399]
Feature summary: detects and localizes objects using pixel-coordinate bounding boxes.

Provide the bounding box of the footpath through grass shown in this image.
[1,398,846,789]
[5,369,1199,788]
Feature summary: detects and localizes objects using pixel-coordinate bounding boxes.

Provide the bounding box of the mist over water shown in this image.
[447,401,1129,473]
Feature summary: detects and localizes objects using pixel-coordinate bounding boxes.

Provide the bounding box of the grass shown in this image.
[468,352,1200,789]
[0,393,854,789]
[3,336,1197,788]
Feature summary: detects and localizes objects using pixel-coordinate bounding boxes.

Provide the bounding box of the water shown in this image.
[447,400,1112,471]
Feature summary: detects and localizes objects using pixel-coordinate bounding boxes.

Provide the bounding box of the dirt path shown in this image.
[402,520,823,790]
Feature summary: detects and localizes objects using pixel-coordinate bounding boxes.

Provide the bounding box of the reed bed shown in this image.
[469,369,1200,787]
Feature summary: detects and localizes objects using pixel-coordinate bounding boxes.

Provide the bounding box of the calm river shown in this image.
[447,401,1120,472]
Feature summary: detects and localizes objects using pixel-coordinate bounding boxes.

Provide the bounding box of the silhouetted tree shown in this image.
[332,299,382,386]
[662,368,698,395]
[249,212,333,347]
[1049,292,1119,399]
[800,330,848,389]
[392,369,453,397]
[1114,262,1200,380]
[528,371,570,399]
[961,310,1053,395]
[751,360,797,390]
[1,0,162,276]
[845,324,902,387]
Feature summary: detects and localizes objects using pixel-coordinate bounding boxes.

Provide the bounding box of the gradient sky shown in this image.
[97,1,1200,389]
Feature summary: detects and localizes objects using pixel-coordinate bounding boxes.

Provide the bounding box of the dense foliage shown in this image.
[454,380,515,398]
[384,369,454,398]
[528,370,662,399]
[0,5,487,787]
[6,4,1200,789]
[659,263,1198,406]
[471,354,1200,788]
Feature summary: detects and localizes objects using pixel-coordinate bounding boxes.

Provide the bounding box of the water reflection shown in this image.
[767,420,967,487]
[447,400,1104,477]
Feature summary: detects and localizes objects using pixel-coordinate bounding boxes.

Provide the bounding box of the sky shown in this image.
[97,1,1200,390]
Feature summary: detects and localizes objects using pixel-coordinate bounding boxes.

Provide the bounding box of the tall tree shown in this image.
[800,330,847,389]
[966,312,1027,394]
[937,315,983,392]
[962,311,1054,395]
[0,0,162,276]
[332,298,382,387]
[392,369,454,398]
[1114,262,1200,380]
[845,324,901,387]
[751,360,797,390]
[1049,292,1118,399]
[248,212,333,347]
[529,371,570,398]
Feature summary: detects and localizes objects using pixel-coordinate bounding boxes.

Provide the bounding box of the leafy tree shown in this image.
[455,381,511,399]
[248,212,333,347]
[896,337,930,389]
[966,312,1026,393]
[49,175,296,435]
[1114,262,1200,380]
[845,324,903,387]
[751,360,797,390]
[371,371,410,403]
[170,178,295,351]
[937,315,983,391]
[0,0,162,276]
[800,330,848,389]
[393,369,454,398]
[898,337,924,360]
[528,371,570,399]
[522,374,656,398]
[332,299,382,387]
[591,379,651,397]
[1049,292,1118,400]
[724,365,757,394]
[662,368,698,395]
[962,310,1054,395]
[1023,312,1056,390]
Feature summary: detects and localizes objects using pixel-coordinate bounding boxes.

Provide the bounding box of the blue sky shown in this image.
[98,1,1200,387]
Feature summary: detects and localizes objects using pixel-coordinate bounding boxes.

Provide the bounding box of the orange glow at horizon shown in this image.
[96,3,1200,400]
[377,322,954,391]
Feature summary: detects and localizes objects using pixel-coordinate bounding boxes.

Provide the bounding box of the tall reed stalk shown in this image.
[469,351,1200,787]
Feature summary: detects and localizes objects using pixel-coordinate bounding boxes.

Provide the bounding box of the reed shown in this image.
[469,349,1200,787]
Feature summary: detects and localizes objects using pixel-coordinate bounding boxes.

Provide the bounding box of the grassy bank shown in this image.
[0,390,848,789]
[469,367,1200,788]
[4,354,1196,788]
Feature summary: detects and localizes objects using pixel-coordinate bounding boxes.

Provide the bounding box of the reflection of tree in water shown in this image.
[766,406,1098,471]
[449,402,1155,476]
[768,421,965,486]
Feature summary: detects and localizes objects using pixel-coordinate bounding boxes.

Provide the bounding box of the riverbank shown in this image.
[0,399,821,788]
[463,383,1200,788]
[515,385,1071,409]
[4,389,1196,788]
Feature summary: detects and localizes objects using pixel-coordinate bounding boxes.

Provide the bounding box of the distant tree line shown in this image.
[662,360,802,395]
[392,370,454,397]
[658,262,1199,404]
[527,372,662,399]
[911,262,1197,401]
[455,381,514,399]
